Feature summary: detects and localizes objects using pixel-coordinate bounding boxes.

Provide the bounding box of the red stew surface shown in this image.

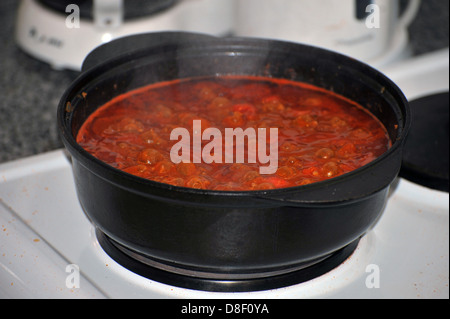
[77,76,390,191]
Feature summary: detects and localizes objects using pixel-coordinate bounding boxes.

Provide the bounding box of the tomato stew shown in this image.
[77,76,391,191]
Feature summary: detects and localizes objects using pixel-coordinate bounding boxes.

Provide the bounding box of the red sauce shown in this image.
[77,76,390,191]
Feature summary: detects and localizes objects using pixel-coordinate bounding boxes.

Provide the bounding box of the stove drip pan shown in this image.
[96,229,360,292]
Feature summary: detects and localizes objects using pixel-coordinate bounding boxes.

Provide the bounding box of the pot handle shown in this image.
[252,181,390,207]
[251,159,401,207]
[81,31,217,72]
[399,0,421,29]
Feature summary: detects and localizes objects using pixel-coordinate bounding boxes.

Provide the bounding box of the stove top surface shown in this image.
[0,49,448,299]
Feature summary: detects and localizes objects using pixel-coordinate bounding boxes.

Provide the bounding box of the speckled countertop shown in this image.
[0,0,448,164]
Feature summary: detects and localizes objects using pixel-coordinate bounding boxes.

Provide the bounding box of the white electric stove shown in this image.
[0,48,448,299]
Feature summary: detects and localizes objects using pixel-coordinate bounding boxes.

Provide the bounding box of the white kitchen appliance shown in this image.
[0,48,448,299]
[234,0,421,66]
[15,0,235,71]
[16,0,421,71]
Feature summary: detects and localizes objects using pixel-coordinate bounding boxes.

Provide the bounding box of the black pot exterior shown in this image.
[73,155,388,276]
[59,33,410,278]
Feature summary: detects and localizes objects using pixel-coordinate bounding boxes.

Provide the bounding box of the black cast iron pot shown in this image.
[58,32,410,291]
